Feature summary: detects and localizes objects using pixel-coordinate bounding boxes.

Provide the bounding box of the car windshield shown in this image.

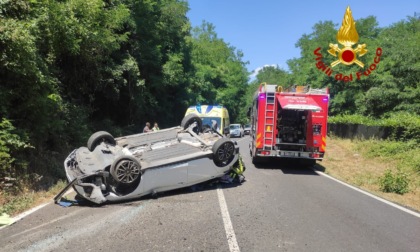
[201,117,221,130]
[230,125,240,129]
[245,124,250,128]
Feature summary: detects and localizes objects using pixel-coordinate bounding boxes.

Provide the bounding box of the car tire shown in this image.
[87,131,116,151]
[181,114,202,134]
[110,156,141,184]
[212,138,235,167]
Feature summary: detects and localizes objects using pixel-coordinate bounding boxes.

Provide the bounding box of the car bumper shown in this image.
[230,132,242,137]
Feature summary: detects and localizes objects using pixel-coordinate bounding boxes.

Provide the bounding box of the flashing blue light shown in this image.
[322,97,328,102]
[259,94,266,100]
[205,105,213,114]
[196,105,202,113]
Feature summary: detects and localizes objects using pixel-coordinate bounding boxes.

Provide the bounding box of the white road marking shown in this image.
[314,169,420,218]
[217,185,240,252]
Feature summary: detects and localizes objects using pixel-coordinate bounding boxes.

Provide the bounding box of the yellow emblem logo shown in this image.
[328,6,367,67]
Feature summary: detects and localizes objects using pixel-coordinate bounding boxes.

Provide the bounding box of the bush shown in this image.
[379,169,410,194]
[0,118,31,180]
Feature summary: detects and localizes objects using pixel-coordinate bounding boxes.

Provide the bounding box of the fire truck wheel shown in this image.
[87,131,116,151]
[300,159,316,167]
[181,114,202,134]
[212,138,235,167]
[252,155,260,165]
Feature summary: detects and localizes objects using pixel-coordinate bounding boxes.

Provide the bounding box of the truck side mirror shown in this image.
[223,126,229,135]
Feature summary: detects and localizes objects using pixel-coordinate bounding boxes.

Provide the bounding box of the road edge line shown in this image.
[0,188,75,231]
[314,169,420,218]
[0,202,51,231]
[217,185,240,252]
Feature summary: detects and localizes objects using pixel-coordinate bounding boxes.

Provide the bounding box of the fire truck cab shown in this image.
[249,83,329,165]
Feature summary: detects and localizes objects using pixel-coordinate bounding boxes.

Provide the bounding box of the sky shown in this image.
[187,0,419,78]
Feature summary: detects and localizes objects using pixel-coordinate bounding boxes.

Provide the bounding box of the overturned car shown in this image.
[55,114,240,205]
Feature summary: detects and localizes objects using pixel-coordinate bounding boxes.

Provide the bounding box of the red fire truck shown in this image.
[248,83,329,165]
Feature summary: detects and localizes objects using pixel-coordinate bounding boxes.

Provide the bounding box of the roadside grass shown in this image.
[321,136,420,212]
[0,180,67,216]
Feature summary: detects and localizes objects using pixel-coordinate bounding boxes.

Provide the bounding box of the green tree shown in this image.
[286,15,417,117]
[189,21,249,123]
[127,0,192,127]
[254,65,290,86]
[361,17,420,116]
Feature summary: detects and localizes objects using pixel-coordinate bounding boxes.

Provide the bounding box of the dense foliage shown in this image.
[0,0,249,184]
[251,16,419,118]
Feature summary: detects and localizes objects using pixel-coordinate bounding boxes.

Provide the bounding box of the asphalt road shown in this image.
[1,136,419,252]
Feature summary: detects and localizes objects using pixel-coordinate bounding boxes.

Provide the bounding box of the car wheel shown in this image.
[212,138,235,167]
[110,156,141,184]
[181,114,202,134]
[87,131,116,151]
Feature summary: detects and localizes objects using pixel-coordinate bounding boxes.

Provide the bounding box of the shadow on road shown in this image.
[142,178,245,200]
[253,157,326,175]
[63,178,246,208]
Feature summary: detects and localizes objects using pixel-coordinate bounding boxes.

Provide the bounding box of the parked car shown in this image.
[244,124,251,135]
[229,124,244,138]
[54,114,240,205]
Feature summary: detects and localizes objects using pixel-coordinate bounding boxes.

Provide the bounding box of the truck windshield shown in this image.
[201,117,221,130]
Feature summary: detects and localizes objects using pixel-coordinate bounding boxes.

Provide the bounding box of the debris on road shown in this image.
[57,197,79,207]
